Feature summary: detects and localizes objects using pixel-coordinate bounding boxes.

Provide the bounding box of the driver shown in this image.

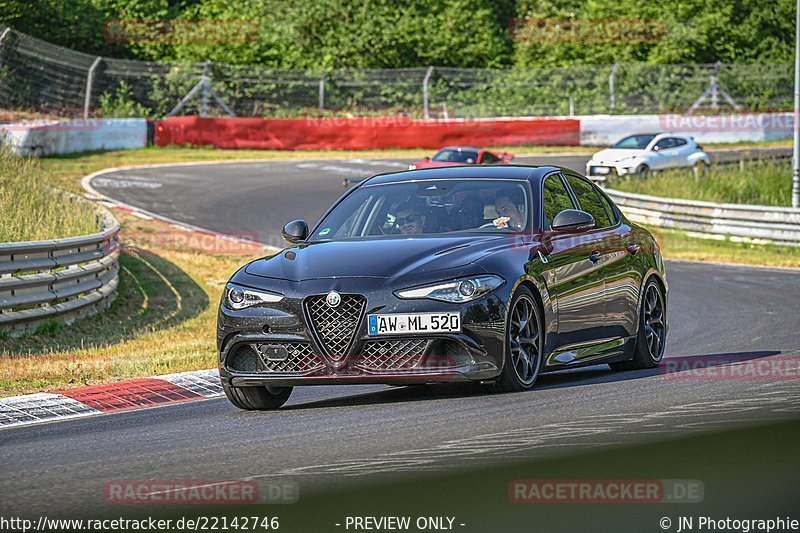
[492,188,526,230]
[395,201,427,235]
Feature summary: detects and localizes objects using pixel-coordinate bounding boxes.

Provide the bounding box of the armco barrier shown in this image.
[0,201,120,336]
[605,188,800,247]
[1,118,147,156]
[153,116,580,150]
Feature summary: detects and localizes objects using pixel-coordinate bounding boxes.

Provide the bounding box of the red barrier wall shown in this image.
[154,116,580,150]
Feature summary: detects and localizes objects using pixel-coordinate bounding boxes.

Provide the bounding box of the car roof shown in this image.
[436,146,483,152]
[363,165,561,186]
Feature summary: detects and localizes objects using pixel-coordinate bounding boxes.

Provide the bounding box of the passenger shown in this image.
[395,201,427,235]
[492,188,526,230]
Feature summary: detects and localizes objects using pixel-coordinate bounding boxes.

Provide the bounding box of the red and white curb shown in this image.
[0,369,222,429]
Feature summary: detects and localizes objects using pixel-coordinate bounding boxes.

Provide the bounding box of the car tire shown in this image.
[635,164,650,178]
[610,278,666,371]
[223,383,293,410]
[496,286,543,392]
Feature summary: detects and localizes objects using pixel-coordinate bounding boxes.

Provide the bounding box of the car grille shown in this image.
[304,294,366,359]
[253,342,324,373]
[353,339,429,371]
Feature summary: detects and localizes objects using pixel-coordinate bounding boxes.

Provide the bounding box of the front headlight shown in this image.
[395,275,504,303]
[224,283,283,310]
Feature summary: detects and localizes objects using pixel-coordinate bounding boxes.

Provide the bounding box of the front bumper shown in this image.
[586,162,638,181]
[217,277,509,387]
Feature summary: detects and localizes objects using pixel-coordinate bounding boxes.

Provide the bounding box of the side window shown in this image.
[654,138,675,151]
[542,175,576,230]
[481,151,499,164]
[596,190,620,226]
[565,175,613,229]
[672,138,688,147]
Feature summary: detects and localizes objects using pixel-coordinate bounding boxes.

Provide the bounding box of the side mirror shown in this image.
[282,219,308,244]
[551,209,595,232]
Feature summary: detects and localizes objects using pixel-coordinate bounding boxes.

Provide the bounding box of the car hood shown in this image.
[591,148,646,163]
[244,235,509,281]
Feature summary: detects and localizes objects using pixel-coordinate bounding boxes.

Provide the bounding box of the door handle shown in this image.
[589,251,601,263]
[626,244,641,255]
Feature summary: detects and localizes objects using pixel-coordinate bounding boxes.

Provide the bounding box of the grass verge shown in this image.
[608,159,793,206]
[0,145,99,241]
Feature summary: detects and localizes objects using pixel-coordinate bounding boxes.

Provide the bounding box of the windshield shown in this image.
[612,134,657,149]
[432,149,479,163]
[311,179,530,241]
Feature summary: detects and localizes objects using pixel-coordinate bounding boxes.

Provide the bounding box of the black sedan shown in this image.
[217,165,668,409]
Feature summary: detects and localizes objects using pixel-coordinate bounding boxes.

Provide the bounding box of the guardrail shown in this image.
[0,201,120,336]
[605,188,800,247]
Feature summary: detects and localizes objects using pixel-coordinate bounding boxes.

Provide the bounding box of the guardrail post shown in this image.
[423,66,434,120]
[609,63,619,110]
[83,57,102,120]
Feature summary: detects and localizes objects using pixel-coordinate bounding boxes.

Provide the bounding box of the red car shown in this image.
[408,146,514,170]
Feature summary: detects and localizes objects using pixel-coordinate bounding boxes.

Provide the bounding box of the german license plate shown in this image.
[591,166,611,175]
[368,313,461,335]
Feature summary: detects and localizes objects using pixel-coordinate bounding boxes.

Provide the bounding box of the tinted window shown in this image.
[672,137,688,147]
[481,151,499,164]
[612,134,656,149]
[542,175,576,230]
[313,180,530,240]
[654,138,676,150]
[564,175,613,229]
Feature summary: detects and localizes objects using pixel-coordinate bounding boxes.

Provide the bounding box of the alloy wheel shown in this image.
[643,284,666,360]
[508,294,540,385]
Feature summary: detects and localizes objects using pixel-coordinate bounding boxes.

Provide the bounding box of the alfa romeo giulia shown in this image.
[218,165,668,409]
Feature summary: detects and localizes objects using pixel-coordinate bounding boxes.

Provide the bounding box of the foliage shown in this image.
[98,80,152,118]
[1,0,790,68]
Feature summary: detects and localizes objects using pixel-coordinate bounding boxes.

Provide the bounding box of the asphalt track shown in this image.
[2,151,799,520]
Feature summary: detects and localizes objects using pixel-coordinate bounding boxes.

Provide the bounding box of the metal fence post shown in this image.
[423,66,434,119]
[0,27,10,46]
[609,63,619,110]
[793,0,800,208]
[201,60,212,117]
[83,57,102,119]
[319,72,325,113]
